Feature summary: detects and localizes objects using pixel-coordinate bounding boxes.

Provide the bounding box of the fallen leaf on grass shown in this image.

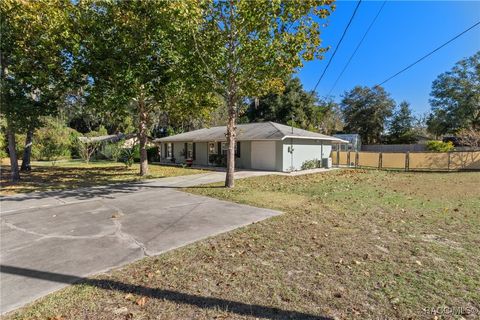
[113,306,128,315]
[136,297,147,306]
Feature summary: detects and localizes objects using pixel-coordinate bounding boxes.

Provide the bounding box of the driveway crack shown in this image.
[112,219,151,257]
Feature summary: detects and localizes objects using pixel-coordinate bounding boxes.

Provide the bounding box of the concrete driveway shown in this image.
[0,171,280,314]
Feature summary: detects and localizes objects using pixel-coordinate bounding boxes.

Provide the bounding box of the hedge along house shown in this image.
[154,122,348,172]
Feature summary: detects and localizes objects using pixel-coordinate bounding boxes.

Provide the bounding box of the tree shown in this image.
[246,77,342,133]
[191,0,335,187]
[0,0,73,181]
[77,126,108,163]
[388,101,417,144]
[316,99,344,135]
[457,128,480,149]
[428,51,480,134]
[75,1,209,177]
[341,86,395,144]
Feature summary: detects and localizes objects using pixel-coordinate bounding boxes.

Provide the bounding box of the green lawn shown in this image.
[0,160,206,195]
[4,170,480,319]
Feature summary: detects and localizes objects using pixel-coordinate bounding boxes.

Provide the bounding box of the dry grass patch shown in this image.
[4,169,480,319]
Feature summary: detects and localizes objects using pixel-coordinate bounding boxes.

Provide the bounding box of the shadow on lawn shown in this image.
[0,167,223,203]
[0,166,137,194]
[1,265,331,320]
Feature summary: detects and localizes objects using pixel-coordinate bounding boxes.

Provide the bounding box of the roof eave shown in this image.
[281,135,349,143]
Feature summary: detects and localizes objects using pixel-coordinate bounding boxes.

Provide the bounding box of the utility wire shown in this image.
[328,0,387,96]
[376,20,480,86]
[311,0,362,94]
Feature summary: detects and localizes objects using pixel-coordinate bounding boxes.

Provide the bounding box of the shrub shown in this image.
[301,158,321,170]
[132,144,140,162]
[120,147,136,168]
[68,130,81,159]
[34,119,76,162]
[103,141,123,162]
[14,133,26,159]
[147,146,160,163]
[0,135,7,158]
[426,140,454,152]
[208,154,227,167]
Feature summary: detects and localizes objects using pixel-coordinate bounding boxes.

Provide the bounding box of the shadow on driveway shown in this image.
[1,265,331,320]
[0,178,224,204]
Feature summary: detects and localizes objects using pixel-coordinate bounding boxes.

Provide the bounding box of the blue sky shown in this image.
[296,0,480,116]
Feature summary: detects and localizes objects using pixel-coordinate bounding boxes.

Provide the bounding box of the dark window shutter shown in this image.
[171,143,174,157]
[164,144,167,157]
[236,141,241,157]
[217,142,221,155]
[193,143,196,160]
[184,142,187,157]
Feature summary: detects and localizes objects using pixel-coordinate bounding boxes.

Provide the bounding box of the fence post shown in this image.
[347,151,351,167]
[378,152,382,169]
[355,151,359,168]
[337,150,340,167]
[447,151,451,171]
[405,152,409,172]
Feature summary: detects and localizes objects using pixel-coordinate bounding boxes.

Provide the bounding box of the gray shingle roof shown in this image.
[155,122,347,143]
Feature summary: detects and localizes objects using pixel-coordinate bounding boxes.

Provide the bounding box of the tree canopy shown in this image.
[75,0,213,176]
[428,51,480,135]
[245,77,342,134]
[341,86,395,144]
[0,0,74,180]
[387,101,417,144]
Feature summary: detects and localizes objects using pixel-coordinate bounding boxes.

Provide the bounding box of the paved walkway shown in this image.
[0,171,280,314]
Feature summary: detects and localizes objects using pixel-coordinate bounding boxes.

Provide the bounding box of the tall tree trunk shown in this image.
[6,127,20,182]
[224,0,237,188]
[225,95,236,188]
[20,129,33,171]
[138,95,149,176]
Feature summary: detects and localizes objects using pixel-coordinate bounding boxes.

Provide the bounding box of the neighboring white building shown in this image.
[155,122,347,172]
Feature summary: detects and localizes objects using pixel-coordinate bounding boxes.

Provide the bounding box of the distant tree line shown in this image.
[246,51,479,147]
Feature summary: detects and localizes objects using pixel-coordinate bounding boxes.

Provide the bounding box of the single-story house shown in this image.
[154,122,348,172]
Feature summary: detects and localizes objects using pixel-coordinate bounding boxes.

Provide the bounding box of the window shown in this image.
[221,142,228,155]
[208,142,216,154]
[187,142,193,159]
[220,142,241,157]
[166,143,173,158]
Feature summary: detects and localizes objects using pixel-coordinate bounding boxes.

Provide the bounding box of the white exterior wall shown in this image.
[282,139,332,171]
[159,139,333,172]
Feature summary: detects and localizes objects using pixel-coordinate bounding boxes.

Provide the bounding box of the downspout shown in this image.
[290,138,294,171]
[321,140,324,167]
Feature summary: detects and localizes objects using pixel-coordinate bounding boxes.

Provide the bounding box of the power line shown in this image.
[328,0,387,96]
[377,20,480,87]
[311,0,362,94]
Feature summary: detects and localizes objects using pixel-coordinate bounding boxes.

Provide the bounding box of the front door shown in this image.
[207,142,217,165]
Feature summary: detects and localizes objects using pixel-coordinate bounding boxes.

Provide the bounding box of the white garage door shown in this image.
[251,141,276,171]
